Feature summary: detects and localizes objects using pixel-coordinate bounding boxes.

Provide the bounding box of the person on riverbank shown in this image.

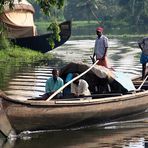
[138,37,148,80]
[92,27,109,68]
[71,73,91,98]
[43,69,64,99]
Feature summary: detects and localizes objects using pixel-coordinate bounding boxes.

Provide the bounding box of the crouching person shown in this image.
[71,73,91,99]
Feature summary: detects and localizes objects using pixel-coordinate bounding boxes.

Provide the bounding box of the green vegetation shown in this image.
[63,0,148,32]
[0,45,55,90]
[36,20,148,40]
[0,45,54,90]
[0,45,54,63]
[0,45,54,89]
[33,0,148,35]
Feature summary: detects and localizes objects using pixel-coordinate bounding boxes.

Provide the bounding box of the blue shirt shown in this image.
[45,77,64,93]
[65,73,73,83]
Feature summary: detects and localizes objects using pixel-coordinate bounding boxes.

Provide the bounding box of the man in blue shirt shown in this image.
[138,37,148,80]
[44,69,64,99]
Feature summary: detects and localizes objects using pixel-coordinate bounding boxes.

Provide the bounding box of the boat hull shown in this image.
[1,90,148,134]
[10,21,71,53]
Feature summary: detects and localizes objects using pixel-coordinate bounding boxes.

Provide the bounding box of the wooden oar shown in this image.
[46,60,99,101]
[137,75,148,90]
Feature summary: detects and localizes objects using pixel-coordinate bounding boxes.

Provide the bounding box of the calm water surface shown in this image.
[0,38,148,148]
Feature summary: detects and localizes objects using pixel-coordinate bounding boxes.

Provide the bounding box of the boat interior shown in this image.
[60,63,148,100]
[0,63,147,102]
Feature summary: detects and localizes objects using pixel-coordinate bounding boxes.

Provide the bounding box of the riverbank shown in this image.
[0,46,53,63]
[0,46,55,91]
[35,20,148,37]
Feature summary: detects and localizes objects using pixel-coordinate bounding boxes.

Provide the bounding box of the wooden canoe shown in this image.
[0,62,148,137]
[10,21,71,53]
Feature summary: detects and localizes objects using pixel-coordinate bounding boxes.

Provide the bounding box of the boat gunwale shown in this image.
[1,89,148,106]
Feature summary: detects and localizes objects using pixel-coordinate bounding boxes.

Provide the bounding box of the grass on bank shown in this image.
[0,45,54,63]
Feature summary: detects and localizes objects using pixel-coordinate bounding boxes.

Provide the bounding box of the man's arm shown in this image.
[93,39,97,59]
[102,47,108,59]
[78,80,89,96]
[71,83,78,96]
[93,52,96,58]
[92,53,96,63]
[45,79,51,93]
[138,43,143,50]
[138,39,144,50]
[102,37,108,59]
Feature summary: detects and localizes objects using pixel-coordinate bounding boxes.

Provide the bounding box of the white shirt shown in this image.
[71,79,91,96]
[94,35,109,59]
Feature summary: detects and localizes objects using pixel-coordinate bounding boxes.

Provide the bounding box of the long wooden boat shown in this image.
[0,62,148,137]
[10,21,71,53]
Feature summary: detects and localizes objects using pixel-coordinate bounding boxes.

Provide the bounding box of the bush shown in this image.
[0,34,10,50]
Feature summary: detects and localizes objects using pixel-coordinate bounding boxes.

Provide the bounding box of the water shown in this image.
[0,38,148,148]
[0,123,148,147]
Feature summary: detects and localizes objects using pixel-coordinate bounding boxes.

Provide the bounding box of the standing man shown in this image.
[44,69,64,99]
[93,27,109,68]
[138,37,148,80]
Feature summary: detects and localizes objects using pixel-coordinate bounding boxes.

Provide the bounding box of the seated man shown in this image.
[43,69,64,99]
[71,73,91,98]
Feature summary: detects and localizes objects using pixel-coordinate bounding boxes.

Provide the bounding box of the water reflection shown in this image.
[4,66,52,100]
[1,127,148,148]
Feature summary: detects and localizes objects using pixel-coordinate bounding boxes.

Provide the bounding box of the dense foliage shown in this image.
[63,0,148,33]
[26,0,147,29]
[28,0,148,34]
[29,0,148,29]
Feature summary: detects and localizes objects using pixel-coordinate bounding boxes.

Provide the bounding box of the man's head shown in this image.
[73,73,79,85]
[52,69,59,81]
[96,27,103,37]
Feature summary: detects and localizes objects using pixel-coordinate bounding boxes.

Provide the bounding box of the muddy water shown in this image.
[0,39,148,148]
